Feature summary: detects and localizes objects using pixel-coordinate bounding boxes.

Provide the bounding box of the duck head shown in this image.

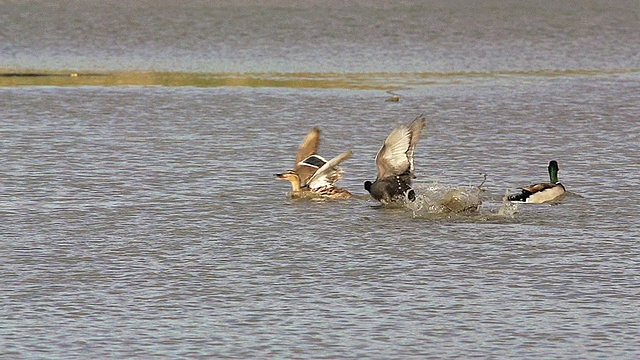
[364,181,372,193]
[276,170,303,192]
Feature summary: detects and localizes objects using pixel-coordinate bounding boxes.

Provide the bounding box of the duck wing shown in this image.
[296,154,328,185]
[307,150,352,189]
[375,114,427,180]
[522,182,556,194]
[293,127,321,183]
[405,114,427,175]
[294,127,320,169]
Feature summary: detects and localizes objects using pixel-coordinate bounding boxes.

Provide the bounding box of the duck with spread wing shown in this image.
[364,114,427,205]
[276,127,354,199]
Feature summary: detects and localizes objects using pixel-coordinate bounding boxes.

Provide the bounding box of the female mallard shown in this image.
[364,114,427,205]
[508,160,566,203]
[276,128,354,199]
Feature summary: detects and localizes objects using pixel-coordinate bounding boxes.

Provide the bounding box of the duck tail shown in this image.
[507,190,529,202]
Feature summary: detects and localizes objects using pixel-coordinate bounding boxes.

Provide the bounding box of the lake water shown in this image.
[1,1,639,358]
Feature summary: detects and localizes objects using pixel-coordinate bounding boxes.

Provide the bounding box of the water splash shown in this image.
[406,181,519,222]
[497,189,520,217]
[407,182,482,215]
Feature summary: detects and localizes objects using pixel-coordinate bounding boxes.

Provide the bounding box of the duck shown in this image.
[276,127,354,199]
[508,160,566,203]
[364,113,427,205]
[385,90,400,102]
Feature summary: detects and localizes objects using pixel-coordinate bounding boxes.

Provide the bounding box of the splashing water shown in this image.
[407,182,482,215]
[498,189,520,217]
[405,182,519,222]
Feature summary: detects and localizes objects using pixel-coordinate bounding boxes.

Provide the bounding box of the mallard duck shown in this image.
[276,128,354,199]
[364,114,427,205]
[508,160,566,203]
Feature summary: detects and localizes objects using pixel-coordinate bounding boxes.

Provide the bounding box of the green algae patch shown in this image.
[1,69,637,88]
[0,71,404,89]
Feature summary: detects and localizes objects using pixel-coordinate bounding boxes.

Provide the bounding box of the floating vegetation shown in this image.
[3,68,635,88]
[0,71,411,89]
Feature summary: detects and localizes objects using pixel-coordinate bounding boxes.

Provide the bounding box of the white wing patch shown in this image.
[307,150,352,189]
[296,154,328,186]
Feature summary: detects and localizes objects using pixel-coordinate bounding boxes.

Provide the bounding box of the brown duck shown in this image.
[276,128,354,199]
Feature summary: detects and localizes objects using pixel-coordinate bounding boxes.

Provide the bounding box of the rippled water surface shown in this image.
[2,0,639,73]
[1,1,640,359]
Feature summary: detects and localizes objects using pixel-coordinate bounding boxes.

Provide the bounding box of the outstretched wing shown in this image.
[293,128,321,183]
[375,114,427,180]
[296,154,328,185]
[405,114,427,175]
[294,127,320,170]
[307,150,352,189]
[375,126,411,180]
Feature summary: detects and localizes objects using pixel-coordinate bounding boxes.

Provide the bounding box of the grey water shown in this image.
[2,1,640,359]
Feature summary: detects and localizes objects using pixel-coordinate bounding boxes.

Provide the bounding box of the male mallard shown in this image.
[508,160,566,203]
[364,114,427,205]
[276,128,354,199]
